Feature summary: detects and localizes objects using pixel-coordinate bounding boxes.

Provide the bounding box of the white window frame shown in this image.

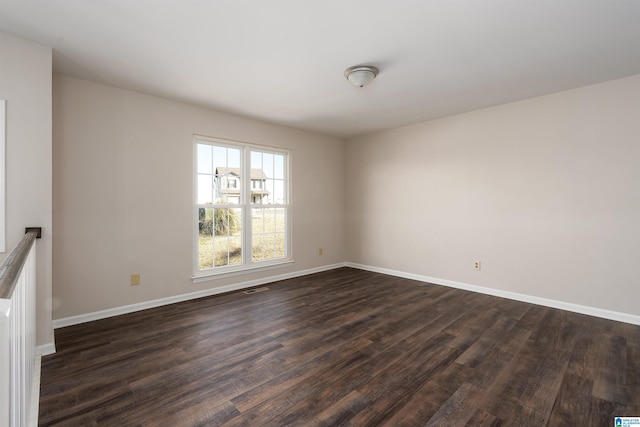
[192,135,293,281]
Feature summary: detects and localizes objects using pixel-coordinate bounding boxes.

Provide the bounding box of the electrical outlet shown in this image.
[318,247,323,256]
[131,273,141,286]
[473,261,481,271]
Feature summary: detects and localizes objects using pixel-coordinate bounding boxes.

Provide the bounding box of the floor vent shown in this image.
[243,287,269,295]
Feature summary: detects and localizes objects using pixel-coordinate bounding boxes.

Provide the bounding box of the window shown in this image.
[194,136,291,277]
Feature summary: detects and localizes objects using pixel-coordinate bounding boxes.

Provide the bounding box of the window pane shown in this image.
[229,236,242,265]
[198,233,214,270]
[251,207,285,262]
[250,154,268,205]
[251,151,262,169]
[275,208,285,232]
[199,207,213,232]
[210,145,243,205]
[211,145,240,169]
[215,172,241,204]
[264,179,274,205]
[214,208,241,236]
[212,146,227,168]
[228,148,241,168]
[252,234,264,262]
[263,209,275,231]
[274,154,284,179]
[199,207,242,270]
[275,233,285,258]
[198,207,214,269]
[262,152,274,179]
[273,180,284,204]
[197,144,212,174]
[214,237,230,267]
[197,174,213,204]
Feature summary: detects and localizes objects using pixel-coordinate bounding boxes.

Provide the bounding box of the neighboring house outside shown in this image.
[215,167,270,204]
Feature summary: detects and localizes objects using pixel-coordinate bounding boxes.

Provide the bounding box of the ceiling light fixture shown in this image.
[344,65,379,87]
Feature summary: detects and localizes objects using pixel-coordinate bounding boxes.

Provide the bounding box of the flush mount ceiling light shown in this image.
[344,65,379,87]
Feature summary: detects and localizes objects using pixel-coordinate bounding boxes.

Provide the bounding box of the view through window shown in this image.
[195,137,290,274]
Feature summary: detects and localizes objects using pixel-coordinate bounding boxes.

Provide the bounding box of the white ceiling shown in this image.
[1,1,640,139]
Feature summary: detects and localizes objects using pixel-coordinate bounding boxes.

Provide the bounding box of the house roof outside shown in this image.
[215,167,268,180]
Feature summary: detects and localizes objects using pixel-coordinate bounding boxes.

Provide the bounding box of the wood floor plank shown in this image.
[348,339,463,425]
[39,267,640,426]
[425,382,484,426]
[547,373,594,426]
[313,390,371,427]
[455,316,517,368]
[377,362,475,426]
[464,408,504,426]
[228,335,374,415]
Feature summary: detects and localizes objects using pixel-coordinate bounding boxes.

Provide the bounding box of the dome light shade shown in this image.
[344,65,379,87]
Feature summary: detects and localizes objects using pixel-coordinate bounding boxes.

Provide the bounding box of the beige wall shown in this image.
[51,64,640,322]
[0,33,53,346]
[346,74,640,317]
[53,75,345,319]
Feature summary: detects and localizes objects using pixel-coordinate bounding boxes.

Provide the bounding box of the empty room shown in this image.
[1,1,639,426]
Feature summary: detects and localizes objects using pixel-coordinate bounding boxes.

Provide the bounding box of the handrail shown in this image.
[0,227,41,427]
[0,230,39,300]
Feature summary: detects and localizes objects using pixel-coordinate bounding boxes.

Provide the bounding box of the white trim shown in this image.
[53,261,640,331]
[192,260,295,283]
[53,263,346,329]
[36,343,56,357]
[346,262,640,326]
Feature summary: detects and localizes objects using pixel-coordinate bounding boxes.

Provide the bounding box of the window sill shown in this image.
[191,259,295,283]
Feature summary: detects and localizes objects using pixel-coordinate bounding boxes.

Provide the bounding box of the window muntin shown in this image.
[194,137,290,275]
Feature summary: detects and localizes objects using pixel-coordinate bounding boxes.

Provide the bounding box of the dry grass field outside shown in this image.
[199,207,285,269]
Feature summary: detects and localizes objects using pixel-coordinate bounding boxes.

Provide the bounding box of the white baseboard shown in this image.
[36,343,56,357]
[53,263,347,329]
[346,262,640,326]
[52,260,640,330]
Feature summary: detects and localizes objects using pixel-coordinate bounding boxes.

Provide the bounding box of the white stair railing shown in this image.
[0,230,39,427]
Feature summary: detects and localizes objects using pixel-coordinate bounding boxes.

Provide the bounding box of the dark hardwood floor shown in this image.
[39,267,640,426]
